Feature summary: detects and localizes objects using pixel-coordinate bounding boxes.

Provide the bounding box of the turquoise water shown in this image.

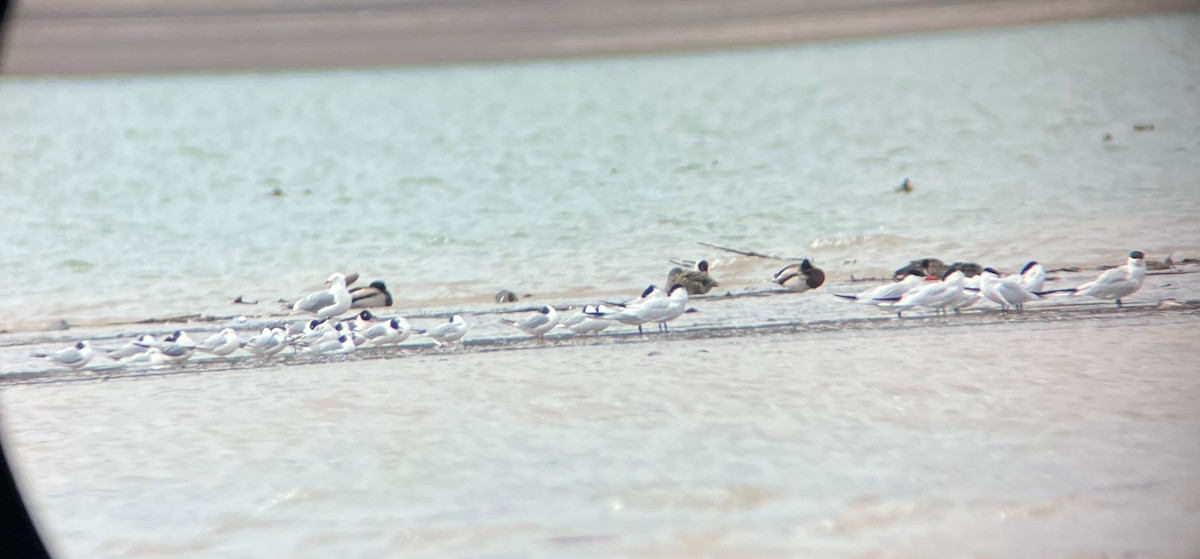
[2,14,1199,329]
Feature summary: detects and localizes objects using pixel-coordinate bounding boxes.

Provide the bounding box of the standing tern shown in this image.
[980,268,1039,313]
[885,269,965,316]
[1070,251,1148,308]
[502,306,560,343]
[1019,261,1046,292]
[421,315,469,346]
[832,270,933,308]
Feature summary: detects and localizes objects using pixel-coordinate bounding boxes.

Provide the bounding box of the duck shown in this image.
[667,259,719,295]
[349,280,393,308]
[772,259,825,292]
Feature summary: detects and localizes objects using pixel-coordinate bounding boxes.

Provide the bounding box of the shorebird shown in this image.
[979,268,1039,313]
[1019,261,1046,292]
[592,285,668,335]
[421,315,469,346]
[196,328,241,358]
[832,270,933,308]
[884,268,965,317]
[38,340,93,369]
[502,306,560,343]
[244,328,287,357]
[1069,251,1147,308]
[107,334,156,360]
[560,305,613,335]
[360,317,412,346]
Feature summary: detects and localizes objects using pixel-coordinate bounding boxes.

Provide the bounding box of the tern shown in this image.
[360,317,412,346]
[1019,261,1046,293]
[38,340,93,369]
[1070,251,1148,308]
[560,305,613,335]
[196,328,241,358]
[502,306,560,343]
[421,315,469,346]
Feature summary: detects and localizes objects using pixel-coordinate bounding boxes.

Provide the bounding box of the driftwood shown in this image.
[697,241,804,261]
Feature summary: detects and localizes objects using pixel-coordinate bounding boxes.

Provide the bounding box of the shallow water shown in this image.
[3,13,1200,558]
[4,315,1199,558]
[2,14,1200,330]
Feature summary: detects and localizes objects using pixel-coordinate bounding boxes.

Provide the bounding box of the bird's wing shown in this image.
[523,313,551,330]
[293,290,336,312]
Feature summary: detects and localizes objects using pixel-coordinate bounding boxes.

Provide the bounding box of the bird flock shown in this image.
[35,251,1152,370]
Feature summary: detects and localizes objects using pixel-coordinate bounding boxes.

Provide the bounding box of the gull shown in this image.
[38,341,93,369]
[360,317,412,346]
[107,334,156,360]
[421,315,469,346]
[560,305,613,336]
[1019,261,1046,292]
[350,280,393,308]
[244,328,287,357]
[196,328,241,358]
[668,260,719,295]
[1070,250,1148,308]
[502,306,560,343]
[772,259,826,292]
[291,272,352,320]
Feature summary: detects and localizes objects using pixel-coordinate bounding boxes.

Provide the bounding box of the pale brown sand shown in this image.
[3,314,1199,557]
[4,0,1199,75]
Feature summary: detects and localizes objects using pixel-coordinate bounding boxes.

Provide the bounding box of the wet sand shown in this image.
[5,0,1199,75]
[3,310,1198,557]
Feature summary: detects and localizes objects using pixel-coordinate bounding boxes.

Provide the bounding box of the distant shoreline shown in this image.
[4,0,1198,76]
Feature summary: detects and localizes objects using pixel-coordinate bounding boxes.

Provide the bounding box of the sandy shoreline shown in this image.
[5,0,1199,75]
[4,308,1199,557]
[2,265,1198,383]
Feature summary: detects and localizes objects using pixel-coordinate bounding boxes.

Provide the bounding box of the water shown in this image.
[2,14,1199,331]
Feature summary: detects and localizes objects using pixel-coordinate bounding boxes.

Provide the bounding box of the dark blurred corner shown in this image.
[3,0,1199,76]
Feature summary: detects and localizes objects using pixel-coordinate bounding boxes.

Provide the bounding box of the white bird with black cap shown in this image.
[502,306,560,343]
[37,340,93,369]
[1069,251,1148,308]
